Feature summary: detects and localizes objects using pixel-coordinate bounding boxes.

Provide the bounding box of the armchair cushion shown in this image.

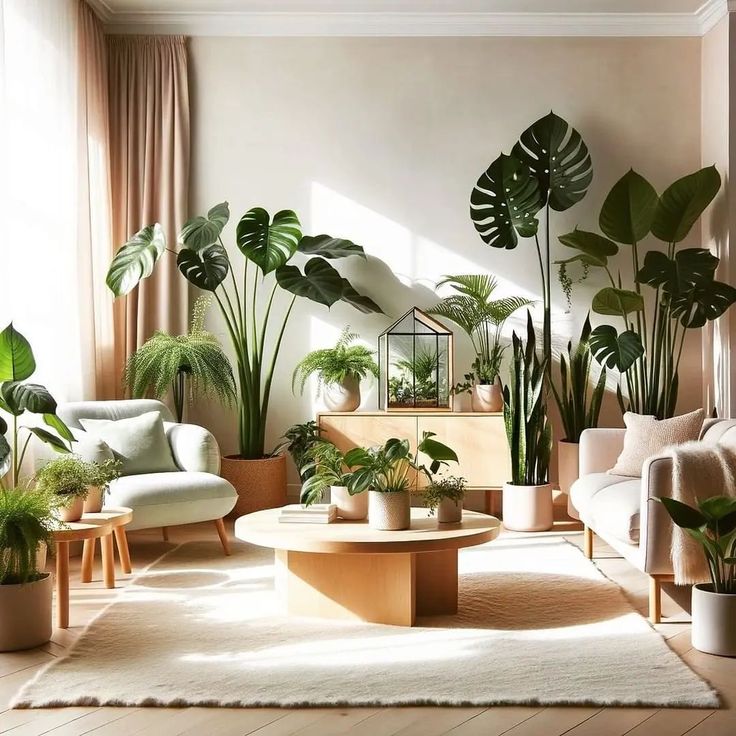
[164,422,221,474]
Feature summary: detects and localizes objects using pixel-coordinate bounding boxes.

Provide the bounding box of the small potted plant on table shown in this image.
[35,456,92,522]
[83,459,122,513]
[424,476,467,524]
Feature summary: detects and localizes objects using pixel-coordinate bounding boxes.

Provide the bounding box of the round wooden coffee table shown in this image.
[234,508,500,626]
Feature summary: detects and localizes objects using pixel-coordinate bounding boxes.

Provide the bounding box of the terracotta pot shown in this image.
[502,483,553,532]
[557,441,580,520]
[692,584,736,657]
[0,573,52,651]
[57,496,84,522]
[369,490,410,530]
[324,376,361,412]
[471,382,503,412]
[330,485,368,520]
[438,497,462,523]
[83,485,104,514]
[222,454,287,517]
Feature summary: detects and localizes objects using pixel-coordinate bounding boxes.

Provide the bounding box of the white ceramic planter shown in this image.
[324,376,361,412]
[57,496,84,522]
[330,485,368,520]
[692,584,736,657]
[369,490,410,530]
[502,483,554,532]
[83,485,104,514]
[437,497,462,523]
[0,573,53,651]
[471,383,503,412]
[557,441,580,520]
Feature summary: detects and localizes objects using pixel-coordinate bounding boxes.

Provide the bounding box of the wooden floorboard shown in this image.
[0,521,733,736]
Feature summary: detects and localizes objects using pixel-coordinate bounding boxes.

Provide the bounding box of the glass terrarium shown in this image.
[379,307,453,411]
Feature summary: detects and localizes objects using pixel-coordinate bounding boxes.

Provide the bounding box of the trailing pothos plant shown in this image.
[106,203,383,460]
[557,167,736,418]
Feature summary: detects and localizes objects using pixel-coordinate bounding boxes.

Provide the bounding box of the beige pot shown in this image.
[222,454,287,517]
[437,497,462,523]
[324,376,361,412]
[57,496,84,522]
[557,441,580,520]
[369,490,410,531]
[330,485,368,520]
[471,382,503,412]
[692,584,736,657]
[502,482,554,532]
[0,573,52,651]
[83,485,104,514]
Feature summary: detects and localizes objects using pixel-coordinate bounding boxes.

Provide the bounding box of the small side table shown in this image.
[80,507,134,586]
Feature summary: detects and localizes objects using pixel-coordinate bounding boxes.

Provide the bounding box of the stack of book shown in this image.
[278,504,337,524]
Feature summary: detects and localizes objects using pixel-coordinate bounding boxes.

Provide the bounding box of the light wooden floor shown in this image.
[1,518,735,736]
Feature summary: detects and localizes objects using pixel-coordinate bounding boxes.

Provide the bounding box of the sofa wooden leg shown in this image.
[649,576,662,624]
[161,527,169,542]
[214,518,231,556]
[584,526,594,559]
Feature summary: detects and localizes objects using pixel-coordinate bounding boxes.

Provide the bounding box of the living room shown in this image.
[1,0,735,733]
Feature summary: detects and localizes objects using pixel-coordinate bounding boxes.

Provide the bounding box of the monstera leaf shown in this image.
[297,235,366,260]
[651,166,721,243]
[670,280,736,329]
[592,287,644,317]
[0,323,36,382]
[599,169,658,245]
[339,279,384,314]
[177,244,230,291]
[470,153,541,249]
[512,111,593,212]
[275,257,346,308]
[106,223,166,296]
[557,229,618,267]
[589,325,644,371]
[637,248,719,296]
[0,382,56,416]
[236,208,302,274]
[179,202,230,250]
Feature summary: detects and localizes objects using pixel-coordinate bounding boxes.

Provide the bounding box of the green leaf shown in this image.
[177,245,230,291]
[417,436,458,464]
[43,413,74,443]
[470,153,541,249]
[275,257,345,308]
[27,427,70,454]
[0,434,9,477]
[699,496,736,520]
[236,208,302,275]
[179,202,230,250]
[589,326,644,371]
[0,415,6,435]
[599,169,658,245]
[0,323,36,382]
[344,447,373,467]
[670,279,736,329]
[592,287,644,317]
[557,229,619,267]
[0,382,57,416]
[339,278,384,315]
[637,249,719,296]
[512,111,593,211]
[651,166,721,243]
[297,235,366,260]
[106,223,166,297]
[658,496,708,529]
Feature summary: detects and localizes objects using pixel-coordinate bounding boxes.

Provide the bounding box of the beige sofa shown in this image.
[570,418,735,623]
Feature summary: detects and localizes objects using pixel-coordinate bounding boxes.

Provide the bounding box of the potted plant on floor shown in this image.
[292,326,379,412]
[106,204,383,515]
[502,312,553,532]
[345,432,458,530]
[424,475,467,524]
[658,495,736,657]
[428,274,532,412]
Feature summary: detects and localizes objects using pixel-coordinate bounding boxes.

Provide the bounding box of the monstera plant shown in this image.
[557,167,735,418]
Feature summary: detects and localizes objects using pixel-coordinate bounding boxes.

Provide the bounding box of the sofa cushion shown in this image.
[570,473,641,545]
[107,471,237,531]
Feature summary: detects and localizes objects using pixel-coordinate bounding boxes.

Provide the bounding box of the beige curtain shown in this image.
[107,35,190,389]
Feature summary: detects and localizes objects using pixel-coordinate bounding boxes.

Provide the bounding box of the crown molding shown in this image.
[90,1,732,38]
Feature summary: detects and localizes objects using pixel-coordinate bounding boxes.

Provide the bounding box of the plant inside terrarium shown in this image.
[388,346,445,407]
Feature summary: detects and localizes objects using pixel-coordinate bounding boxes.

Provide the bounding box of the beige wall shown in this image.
[188,36,702,484]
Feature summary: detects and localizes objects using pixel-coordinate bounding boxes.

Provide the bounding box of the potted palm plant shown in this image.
[658,495,736,656]
[292,327,378,412]
[428,274,532,412]
[106,204,382,515]
[503,312,553,532]
[424,475,467,524]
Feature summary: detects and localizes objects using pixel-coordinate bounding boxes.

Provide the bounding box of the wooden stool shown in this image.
[80,507,134,586]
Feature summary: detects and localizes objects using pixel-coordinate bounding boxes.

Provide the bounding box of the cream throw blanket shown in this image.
[667,442,736,584]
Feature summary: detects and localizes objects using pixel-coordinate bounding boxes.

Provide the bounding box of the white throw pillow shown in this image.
[80,411,179,476]
[609,409,705,478]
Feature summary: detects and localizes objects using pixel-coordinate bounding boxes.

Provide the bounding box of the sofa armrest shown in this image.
[639,454,676,575]
[578,428,625,476]
[164,422,221,474]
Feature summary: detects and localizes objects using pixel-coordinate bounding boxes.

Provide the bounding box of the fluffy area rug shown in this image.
[14,535,718,709]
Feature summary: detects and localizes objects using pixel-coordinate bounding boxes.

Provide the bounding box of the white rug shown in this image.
[14,536,718,709]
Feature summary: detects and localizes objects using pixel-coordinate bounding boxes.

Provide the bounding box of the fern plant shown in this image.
[292,327,378,396]
[124,296,235,422]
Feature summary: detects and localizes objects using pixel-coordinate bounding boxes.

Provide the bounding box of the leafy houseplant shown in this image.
[124,295,235,423]
[82,459,121,513]
[389,346,442,407]
[427,274,532,411]
[292,327,379,412]
[274,421,329,484]
[424,476,467,523]
[557,167,736,418]
[658,495,736,656]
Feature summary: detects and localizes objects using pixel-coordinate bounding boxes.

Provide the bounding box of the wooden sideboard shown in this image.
[317,411,510,515]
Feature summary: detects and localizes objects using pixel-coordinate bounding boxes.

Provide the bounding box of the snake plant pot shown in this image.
[437,497,462,523]
[324,376,361,412]
[0,573,52,651]
[222,454,287,517]
[369,490,410,530]
[57,496,84,522]
[692,584,736,657]
[471,383,503,412]
[502,483,553,532]
[330,485,368,520]
[83,485,104,514]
